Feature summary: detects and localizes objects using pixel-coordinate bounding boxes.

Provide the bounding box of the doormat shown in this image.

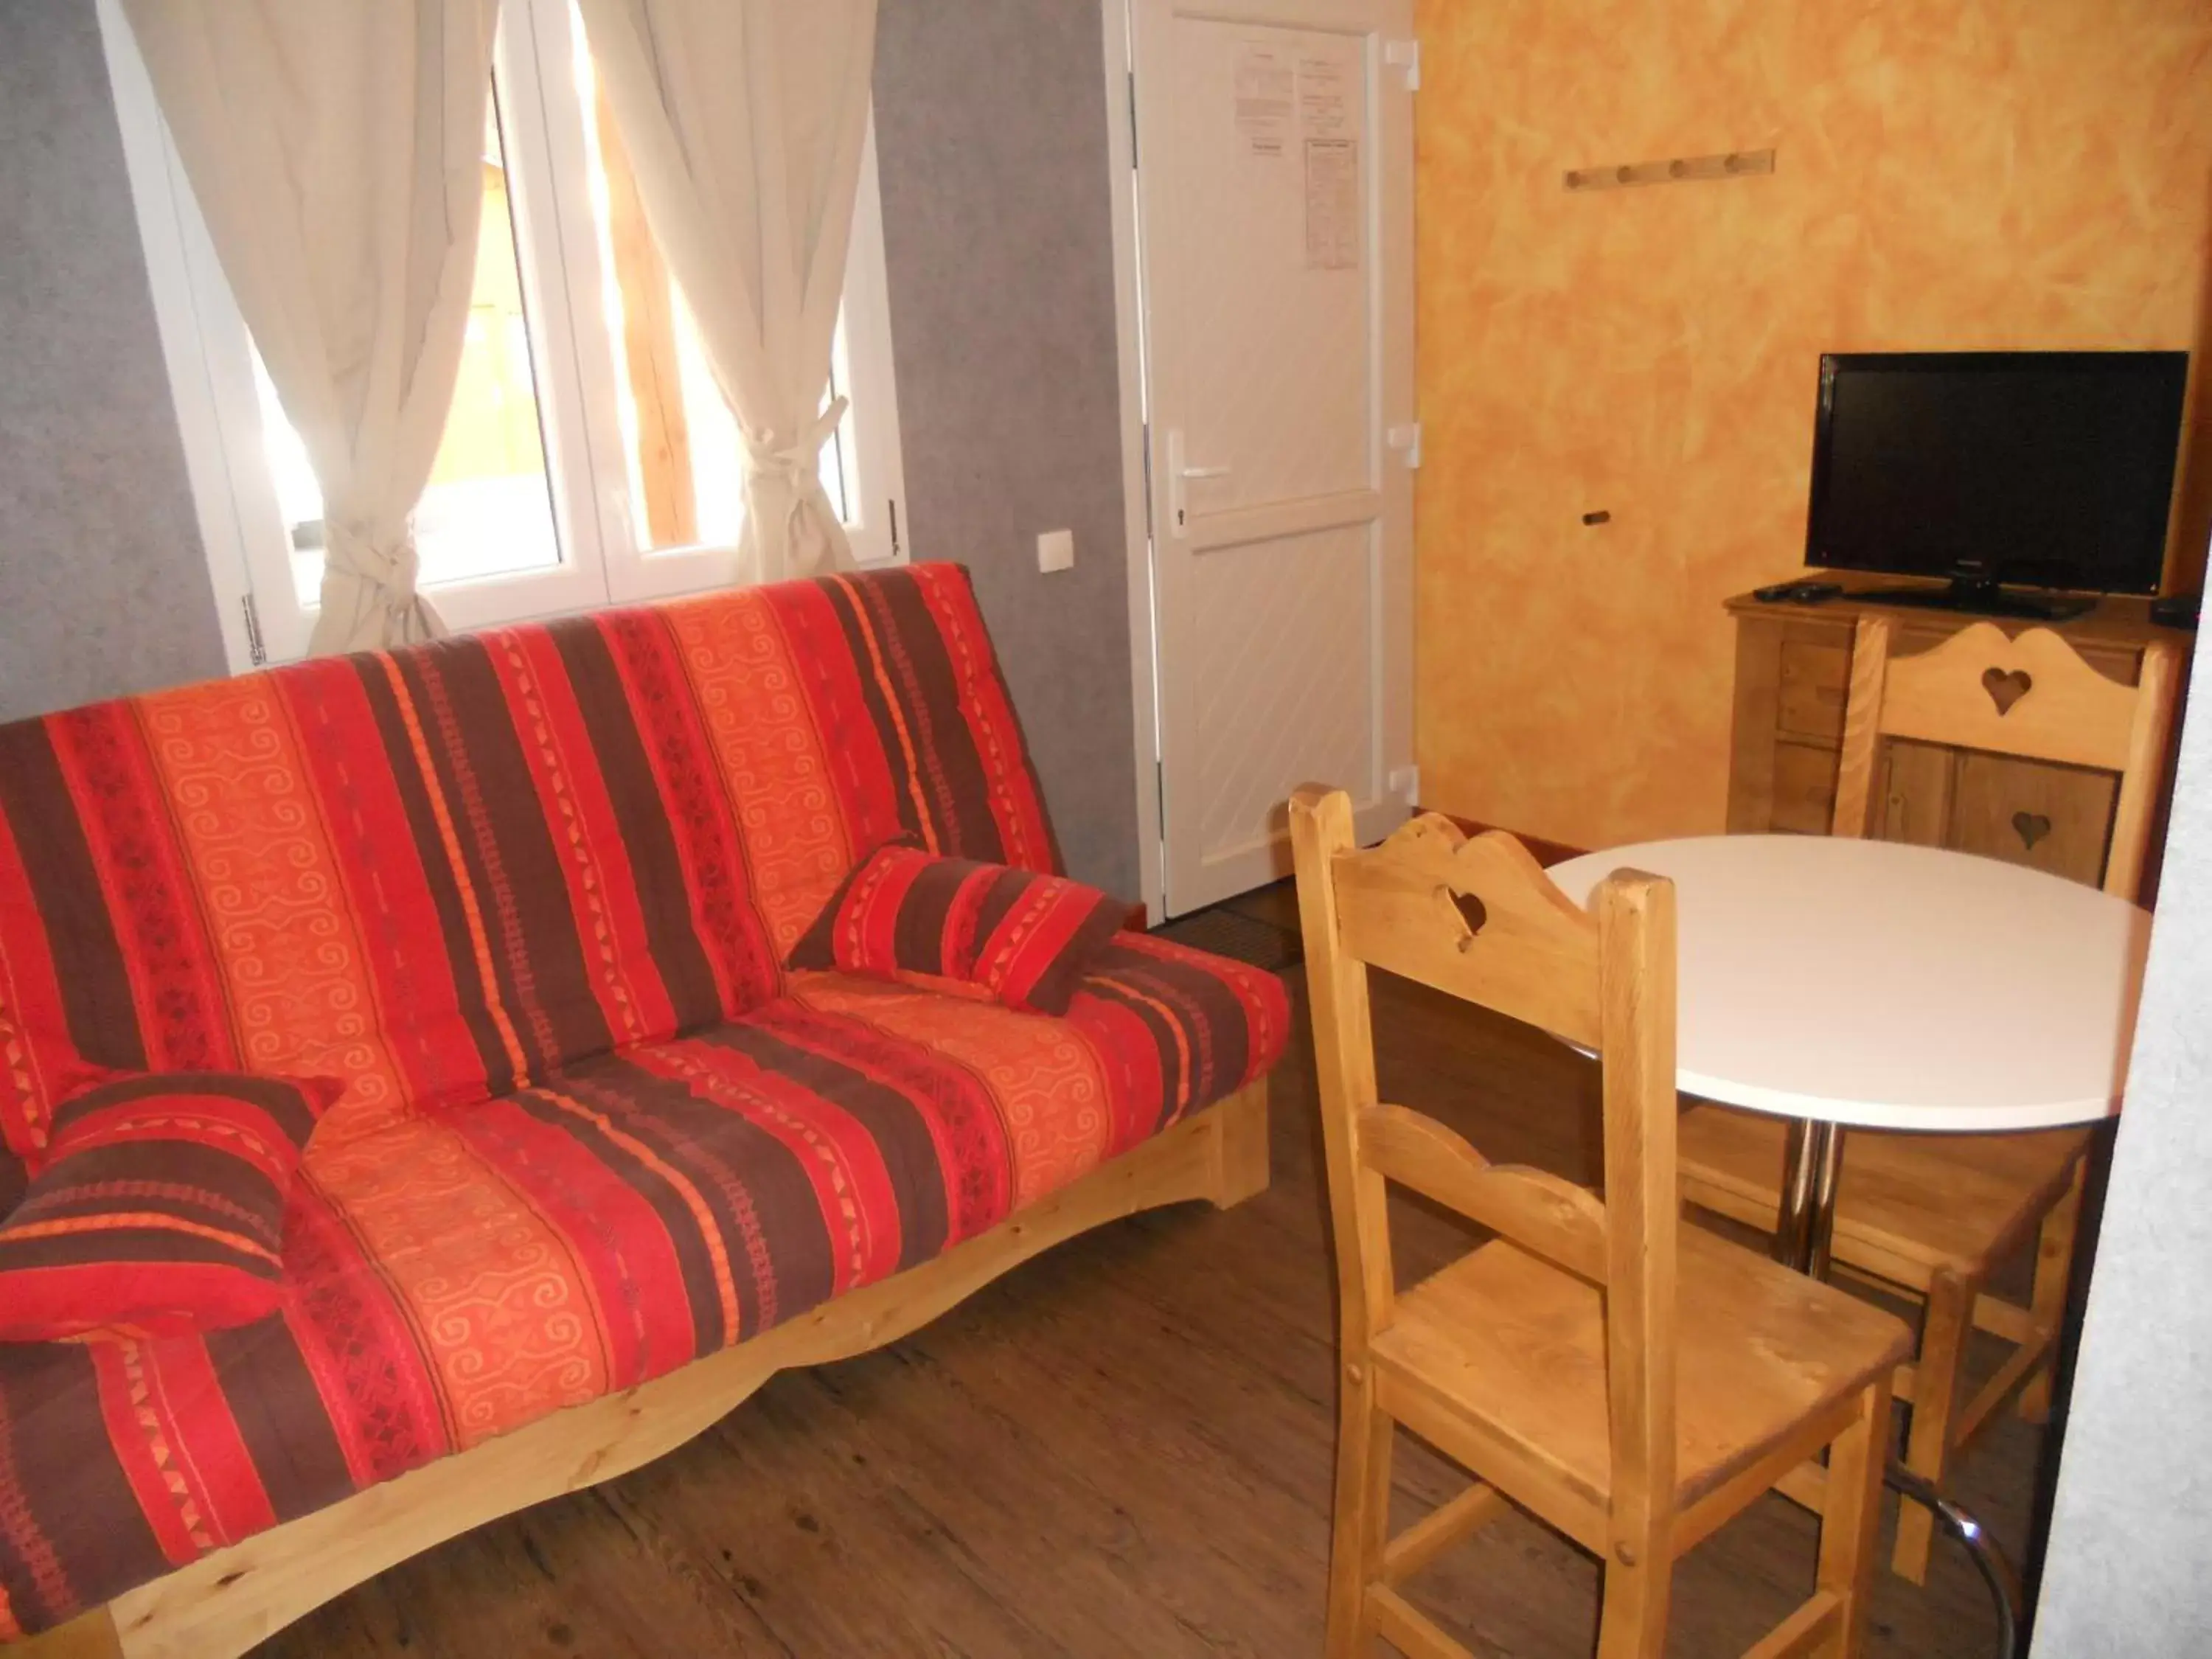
[1153,905,1304,973]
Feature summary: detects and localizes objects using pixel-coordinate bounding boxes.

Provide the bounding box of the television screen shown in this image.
[1806,352,2187,595]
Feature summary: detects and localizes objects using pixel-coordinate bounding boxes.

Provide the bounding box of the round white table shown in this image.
[1545,834,2152,1138]
[1544,835,2154,1658]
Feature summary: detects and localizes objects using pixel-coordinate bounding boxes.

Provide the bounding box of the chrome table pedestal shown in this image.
[1540,835,2149,1659]
[1775,1121,2023,1659]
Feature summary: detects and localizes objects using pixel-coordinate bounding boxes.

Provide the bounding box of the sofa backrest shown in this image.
[0,566,1057,1152]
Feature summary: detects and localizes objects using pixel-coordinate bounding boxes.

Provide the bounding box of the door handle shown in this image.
[1164,430,1228,538]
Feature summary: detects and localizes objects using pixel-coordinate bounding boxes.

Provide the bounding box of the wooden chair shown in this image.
[1678,617,2181,1581]
[1290,787,1911,1659]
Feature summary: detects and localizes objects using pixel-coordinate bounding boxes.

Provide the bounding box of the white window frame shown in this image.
[95,0,907,673]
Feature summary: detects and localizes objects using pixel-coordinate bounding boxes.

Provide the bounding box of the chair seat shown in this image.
[1678,1104,2090,1282]
[1370,1228,1911,1531]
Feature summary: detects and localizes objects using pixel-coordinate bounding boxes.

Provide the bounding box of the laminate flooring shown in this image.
[262,895,2023,1658]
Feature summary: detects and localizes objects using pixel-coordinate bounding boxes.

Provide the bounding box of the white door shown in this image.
[1130,0,1417,916]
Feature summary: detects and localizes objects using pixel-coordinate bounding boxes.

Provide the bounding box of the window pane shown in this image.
[661,285,855,540]
[670,283,742,546]
[574,29,855,552]
[821,319,855,525]
[260,83,562,606]
[420,89,563,586]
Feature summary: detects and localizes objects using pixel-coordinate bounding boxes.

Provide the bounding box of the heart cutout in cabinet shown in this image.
[2013,810,2053,851]
[1982,667,2034,715]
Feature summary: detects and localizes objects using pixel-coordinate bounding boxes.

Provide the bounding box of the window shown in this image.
[99,0,906,670]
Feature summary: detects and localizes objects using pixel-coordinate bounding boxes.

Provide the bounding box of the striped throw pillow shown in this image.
[790,844,1127,1016]
[0,1071,338,1341]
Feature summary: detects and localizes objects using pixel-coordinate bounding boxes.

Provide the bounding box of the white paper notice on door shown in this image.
[1297,55,1350,136]
[1304,139,1360,270]
[1234,42,1294,158]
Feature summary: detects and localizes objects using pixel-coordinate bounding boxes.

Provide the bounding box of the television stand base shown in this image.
[1854,578,2096,624]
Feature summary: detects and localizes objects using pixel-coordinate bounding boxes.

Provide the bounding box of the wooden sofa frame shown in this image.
[23,1081,1271,1659]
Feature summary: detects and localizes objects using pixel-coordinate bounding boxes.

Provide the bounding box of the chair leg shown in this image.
[1893,1268,1973,1584]
[1595,1555,1673,1659]
[2018,1167,2083,1425]
[1818,1375,1892,1659]
[15,1608,124,1659]
[1325,1365,1394,1658]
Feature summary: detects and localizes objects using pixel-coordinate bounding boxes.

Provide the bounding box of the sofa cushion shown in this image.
[0,939,1284,1635]
[788,843,1125,1015]
[0,567,1056,1154]
[0,1071,336,1342]
[696,567,1064,954]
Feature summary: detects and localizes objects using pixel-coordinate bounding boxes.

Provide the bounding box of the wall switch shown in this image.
[1037,529,1075,574]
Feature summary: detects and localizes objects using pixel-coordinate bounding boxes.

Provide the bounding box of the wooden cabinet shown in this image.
[1725,585,2176,891]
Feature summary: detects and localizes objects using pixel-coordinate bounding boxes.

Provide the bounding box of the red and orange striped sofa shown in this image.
[0,566,1284,1652]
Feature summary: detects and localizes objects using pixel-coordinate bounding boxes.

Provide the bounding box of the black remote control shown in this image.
[2149,593,2200,630]
[1753,580,1845,605]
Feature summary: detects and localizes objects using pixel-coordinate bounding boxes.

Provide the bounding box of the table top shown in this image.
[1545,835,2154,1133]
[1719,580,2168,650]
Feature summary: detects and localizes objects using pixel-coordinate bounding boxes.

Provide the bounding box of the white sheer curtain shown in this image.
[122,0,499,653]
[579,0,880,582]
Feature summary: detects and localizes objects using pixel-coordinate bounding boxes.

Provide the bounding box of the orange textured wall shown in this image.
[1414,0,2212,853]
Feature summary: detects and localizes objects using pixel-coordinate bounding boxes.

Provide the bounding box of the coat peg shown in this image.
[1565,147,1776,192]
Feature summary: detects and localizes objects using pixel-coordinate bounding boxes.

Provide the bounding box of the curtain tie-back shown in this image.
[327,520,423,601]
[741,397,849,573]
[308,518,440,653]
[319,518,441,648]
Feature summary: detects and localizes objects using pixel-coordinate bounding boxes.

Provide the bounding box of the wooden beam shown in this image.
[1368,1584,1477,1659]
[592,85,696,549]
[1380,1481,1509,1587]
[1742,1590,1842,1659]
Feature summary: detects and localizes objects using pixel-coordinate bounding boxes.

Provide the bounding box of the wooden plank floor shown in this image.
[263,928,2024,1657]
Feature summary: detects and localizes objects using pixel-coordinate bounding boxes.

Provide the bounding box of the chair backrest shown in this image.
[1287,786,1680,1534]
[1831,616,2181,898]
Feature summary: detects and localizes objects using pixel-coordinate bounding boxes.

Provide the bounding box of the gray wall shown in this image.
[0,0,226,726]
[873,0,1141,899]
[2033,615,2212,1655]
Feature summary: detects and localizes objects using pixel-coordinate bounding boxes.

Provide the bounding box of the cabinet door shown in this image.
[1947,753,2118,886]
[1876,740,1955,846]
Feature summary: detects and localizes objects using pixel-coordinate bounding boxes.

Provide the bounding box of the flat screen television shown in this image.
[1805,350,2188,619]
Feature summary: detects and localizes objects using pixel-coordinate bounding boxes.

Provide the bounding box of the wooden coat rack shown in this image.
[1565,148,1776,192]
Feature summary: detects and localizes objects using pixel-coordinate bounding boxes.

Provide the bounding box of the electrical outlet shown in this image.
[1037,529,1075,574]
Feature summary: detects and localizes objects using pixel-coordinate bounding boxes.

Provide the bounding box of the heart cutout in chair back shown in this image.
[1982,667,2034,715]
[1450,891,1489,944]
[2013,810,2053,850]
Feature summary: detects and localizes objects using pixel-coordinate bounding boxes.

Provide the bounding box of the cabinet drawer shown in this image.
[1770,741,1840,834]
[1948,753,2118,887]
[1776,640,1848,742]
